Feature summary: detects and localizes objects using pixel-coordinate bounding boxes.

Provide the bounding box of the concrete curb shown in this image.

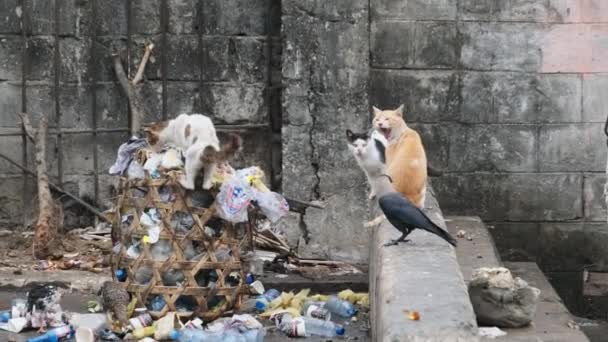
[370,184,479,342]
[0,268,111,293]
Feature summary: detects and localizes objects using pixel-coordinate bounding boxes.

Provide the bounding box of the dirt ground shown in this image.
[0,230,111,273]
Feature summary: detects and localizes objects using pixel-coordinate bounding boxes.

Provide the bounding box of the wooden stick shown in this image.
[112,54,145,136]
[0,152,109,221]
[17,112,35,141]
[285,197,324,213]
[132,43,154,86]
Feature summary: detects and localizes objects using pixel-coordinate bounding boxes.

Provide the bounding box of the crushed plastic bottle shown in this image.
[134,265,153,284]
[302,301,331,321]
[241,328,266,342]
[325,296,357,317]
[277,314,306,337]
[27,325,75,342]
[150,240,172,261]
[255,289,281,311]
[162,268,185,286]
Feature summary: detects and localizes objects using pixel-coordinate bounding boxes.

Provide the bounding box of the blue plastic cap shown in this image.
[0,312,9,322]
[336,326,346,336]
[170,330,179,340]
[255,301,266,311]
[245,273,254,285]
[347,308,356,317]
[115,269,126,282]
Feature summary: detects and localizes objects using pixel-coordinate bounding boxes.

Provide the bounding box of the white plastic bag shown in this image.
[253,190,289,223]
[216,175,252,223]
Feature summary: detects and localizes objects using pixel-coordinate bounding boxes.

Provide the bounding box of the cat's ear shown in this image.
[395,104,404,117]
[346,129,354,142]
[372,106,382,116]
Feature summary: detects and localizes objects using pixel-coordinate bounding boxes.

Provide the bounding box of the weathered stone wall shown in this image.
[0,0,279,229]
[370,0,607,271]
[280,0,371,262]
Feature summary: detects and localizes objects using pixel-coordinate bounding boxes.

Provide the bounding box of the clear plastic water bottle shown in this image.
[302,300,331,321]
[325,295,357,317]
[255,289,281,311]
[302,316,345,337]
[170,328,223,342]
[27,325,75,342]
[241,328,266,342]
[222,329,246,342]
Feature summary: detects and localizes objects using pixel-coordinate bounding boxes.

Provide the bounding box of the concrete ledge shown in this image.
[370,184,479,341]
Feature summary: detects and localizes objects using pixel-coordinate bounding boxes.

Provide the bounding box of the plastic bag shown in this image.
[216,175,252,223]
[253,190,289,223]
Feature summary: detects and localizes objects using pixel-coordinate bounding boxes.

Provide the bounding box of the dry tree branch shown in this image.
[132,43,154,86]
[19,112,63,259]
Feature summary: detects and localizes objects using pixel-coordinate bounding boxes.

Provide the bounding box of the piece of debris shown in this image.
[567,320,580,330]
[478,327,507,338]
[404,310,420,321]
[456,230,466,238]
[469,267,540,328]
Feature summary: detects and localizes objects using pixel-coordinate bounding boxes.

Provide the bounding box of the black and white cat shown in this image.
[346,129,388,201]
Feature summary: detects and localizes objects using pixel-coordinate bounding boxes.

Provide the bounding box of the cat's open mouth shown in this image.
[380,127,391,139]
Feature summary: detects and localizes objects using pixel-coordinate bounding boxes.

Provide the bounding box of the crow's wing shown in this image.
[379,193,457,246]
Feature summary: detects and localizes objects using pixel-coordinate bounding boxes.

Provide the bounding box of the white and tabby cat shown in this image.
[144,113,241,190]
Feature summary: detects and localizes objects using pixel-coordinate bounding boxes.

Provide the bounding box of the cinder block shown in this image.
[0,176,24,225]
[27,37,55,81]
[166,35,199,81]
[59,85,93,129]
[96,131,130,172]
[371,0,456,20]
[200,84,266,124]
[0,83,22,126]
[167,0,198,34]
[370,21,415,68]
[0,136,25,174]
[140,81,162,122]
[202,0,267,36]
[281,125,315,199]
[27,0,89,36]
[0,37,23,81]
[539,124,604,172]
[95,0,127,36]
[370,69,458,122]
[458,0,499,21]
[460,72,581,123]
[0,0,21,34]
[95,84,128,129]
[409,123,449,172]
[131,0,161,35]
[492,222,540,261]
[583,74,608,123]
[448,124,536,172]
[166,81,199,117]
[434,173,582,221]
[59,37,91,83]
[61,133,95,174]
[583,173,607,222]
[460,22,543,72]
[413,22,459,68]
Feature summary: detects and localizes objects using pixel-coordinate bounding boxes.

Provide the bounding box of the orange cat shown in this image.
[372,105,427,208]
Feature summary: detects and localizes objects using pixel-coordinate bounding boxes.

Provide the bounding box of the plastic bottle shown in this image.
[302,301,331,321]
[325,295,357,317]
[302,316,345,337]
[223,329,247,342]
[255,289,281,311]
[170,328,223,342]
[27,325,75,342]
[277,315,306,337]
[115,268,127,282]
[241,328,266,342]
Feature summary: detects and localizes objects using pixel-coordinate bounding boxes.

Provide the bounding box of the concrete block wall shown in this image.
[0,0,280,229]
[280,0,372,262]
[370,0,607,271]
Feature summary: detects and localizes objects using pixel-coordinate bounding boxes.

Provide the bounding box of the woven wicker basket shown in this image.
[109,169,253,321]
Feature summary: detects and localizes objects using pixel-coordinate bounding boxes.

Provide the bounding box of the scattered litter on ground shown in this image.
[404,310,420,321]
[456,230,466,238]
[478,326,507,338]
